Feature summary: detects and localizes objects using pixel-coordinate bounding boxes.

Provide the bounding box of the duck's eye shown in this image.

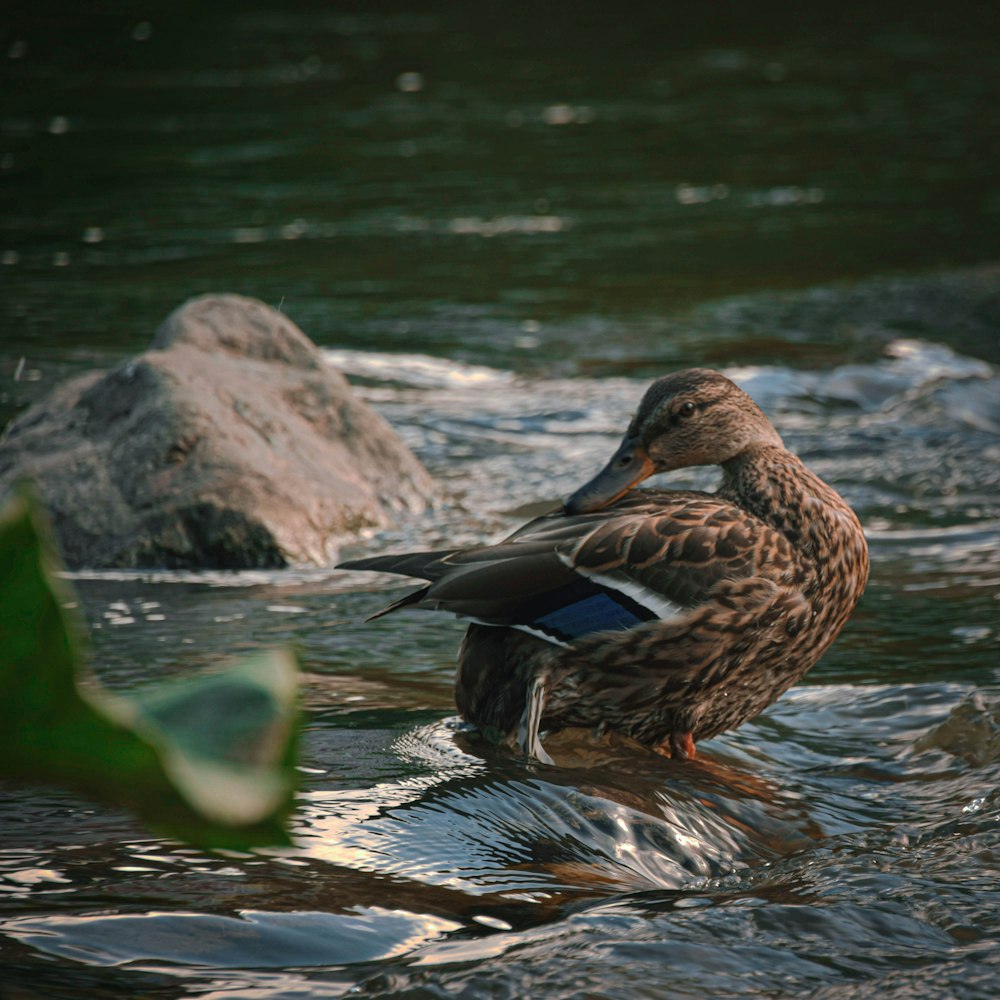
[677,401,696,418]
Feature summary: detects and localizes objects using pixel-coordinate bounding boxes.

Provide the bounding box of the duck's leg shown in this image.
[516,675,553,765]
[673,731,697,760]
[655,731,696,760]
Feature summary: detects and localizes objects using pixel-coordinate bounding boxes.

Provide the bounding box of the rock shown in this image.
[0,294,436,568]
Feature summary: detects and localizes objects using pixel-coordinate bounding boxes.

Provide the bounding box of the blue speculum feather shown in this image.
[525,582,656,643]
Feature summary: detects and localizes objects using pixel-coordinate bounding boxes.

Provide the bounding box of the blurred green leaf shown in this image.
[0,484,300,849]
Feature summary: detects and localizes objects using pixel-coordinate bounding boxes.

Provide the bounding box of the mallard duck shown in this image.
[339,368,869,763]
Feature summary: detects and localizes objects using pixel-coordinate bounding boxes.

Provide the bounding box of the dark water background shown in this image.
[2,2,1000,997]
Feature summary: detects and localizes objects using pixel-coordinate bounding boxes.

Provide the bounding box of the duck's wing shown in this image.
[338,489,789,646]
[560,490,780,608]
[338,522,597,638]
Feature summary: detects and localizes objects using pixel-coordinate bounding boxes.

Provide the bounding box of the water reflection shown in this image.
[300,730,789,898]
[5,907,465,969]
[2,674,999,995]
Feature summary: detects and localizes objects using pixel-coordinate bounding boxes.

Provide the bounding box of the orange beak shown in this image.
[564,434,657,515]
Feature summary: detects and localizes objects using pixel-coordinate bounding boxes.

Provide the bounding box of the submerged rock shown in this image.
[0,294,435,568]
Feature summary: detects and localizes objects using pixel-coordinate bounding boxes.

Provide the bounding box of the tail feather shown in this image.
[337,549,459,583]
[365,585,430,622]
[338,551,451,622]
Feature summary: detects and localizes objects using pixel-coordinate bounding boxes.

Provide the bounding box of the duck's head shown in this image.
[564,368,783,515]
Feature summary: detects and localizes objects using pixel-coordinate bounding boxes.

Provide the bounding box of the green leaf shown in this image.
[0,484,300,850]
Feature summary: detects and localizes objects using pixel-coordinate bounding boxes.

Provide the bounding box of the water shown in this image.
[2,3,1000,998]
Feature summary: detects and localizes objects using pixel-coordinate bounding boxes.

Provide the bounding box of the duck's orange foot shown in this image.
[654,731,697,760]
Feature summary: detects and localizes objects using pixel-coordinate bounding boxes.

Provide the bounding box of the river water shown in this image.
[2,2,1000,998]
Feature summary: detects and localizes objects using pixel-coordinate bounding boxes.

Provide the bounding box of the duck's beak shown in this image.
[564,434,656,514]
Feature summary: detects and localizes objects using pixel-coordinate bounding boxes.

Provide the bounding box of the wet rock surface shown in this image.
[0,294,435,568]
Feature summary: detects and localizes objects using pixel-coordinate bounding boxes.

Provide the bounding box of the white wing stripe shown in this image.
[556,549,686,622]
[588,572,685,621]
[458,614,572,649]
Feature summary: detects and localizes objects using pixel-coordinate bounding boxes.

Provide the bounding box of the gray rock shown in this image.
[0,294,436,568]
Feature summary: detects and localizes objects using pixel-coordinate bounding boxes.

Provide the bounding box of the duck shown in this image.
[338,368,869,763]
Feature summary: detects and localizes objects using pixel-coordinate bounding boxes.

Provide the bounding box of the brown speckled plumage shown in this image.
[340,369,869,762]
